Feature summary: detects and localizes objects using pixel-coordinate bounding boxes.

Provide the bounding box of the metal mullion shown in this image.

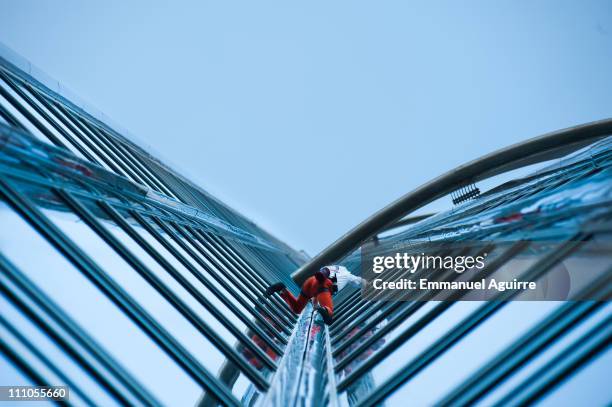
[248,245,295,288]
[156,219,294,328]
[324,327,340,407]
[0,276,137,406]
[45,101,147,185]
[175,225,266,301]
[332,301,404,356]
[69,117,153,187]
[220,241,297,323]
[334,289,361,314]
[349,235,589,402]
[75,118,170,194]
[95,133,170,194]
[0,315,97,407]
[194,228,271,294]
[184,223,294,332]
[331,285,358,311]
[439,270,611,406]
[15,85,99,163]
[114,145,182,200]
[146,168,185,202]
[131,211,292,337]
[492,316,612,407]
[0,253,160,407]
[99,201,286,351]
[188,227,293,319]
[0,102,27,130]
[211,235,298,321]
[197,231,298,322]
[0,336,49,388]
[20,96,128,176]
[0,74,105,164]
[0,177,240,407]
[156,220,255,308]
[334,289,366,316]
[265,252,299,293]
[159,219,294,330]
[98,135,173,196]
[214,235,278,286]
[56,189,275,386]
[172,178,206,207]
[204,233,291,303]
[0,78,67,149]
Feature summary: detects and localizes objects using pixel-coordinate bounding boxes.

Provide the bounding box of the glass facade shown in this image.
[0,49,302,406]
[1,45,611,407]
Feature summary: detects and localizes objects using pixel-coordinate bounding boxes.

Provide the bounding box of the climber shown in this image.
[265,266,335,325]
[265,265,364,325]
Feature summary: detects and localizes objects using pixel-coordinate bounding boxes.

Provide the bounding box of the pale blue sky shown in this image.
[1,1,611,254]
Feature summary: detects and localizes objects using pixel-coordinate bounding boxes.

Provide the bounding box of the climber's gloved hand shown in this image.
[265,282,286,297]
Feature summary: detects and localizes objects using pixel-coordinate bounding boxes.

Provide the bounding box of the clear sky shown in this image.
[1,1,611,255]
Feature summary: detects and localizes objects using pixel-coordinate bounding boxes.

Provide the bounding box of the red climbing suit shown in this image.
[280,275,334,317]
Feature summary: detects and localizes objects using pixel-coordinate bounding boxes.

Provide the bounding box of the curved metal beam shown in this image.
[292,118,612,284]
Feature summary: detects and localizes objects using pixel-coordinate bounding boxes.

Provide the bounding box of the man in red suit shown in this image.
[265,267,334,325]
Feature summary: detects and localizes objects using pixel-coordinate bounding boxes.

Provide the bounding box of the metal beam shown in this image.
[292,119,612,285]
[0,177,241,407]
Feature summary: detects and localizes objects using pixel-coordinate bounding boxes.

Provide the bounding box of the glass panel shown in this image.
[39,205,232,373]
[382,302,560,406]
[107,214,247,333]
[0,79,51,143]
[98,208,276,384]
[125,212,256,325]
[44,103,137,179]
[175,225,257,302]
[0,201,201,405]
[1,77,106,163]
[333,301,408,353]
[555,234,611,300]
[0,354,34,388]
[0,296,116,406]
[474,303,612,406]
[15,86,89,161]
[529,346,611,406]
[109,212,273,398]
[143,217,258,312]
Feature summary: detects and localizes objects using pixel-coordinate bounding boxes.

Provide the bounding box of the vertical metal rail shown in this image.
[259,304,314,406]
[259,304,339,407]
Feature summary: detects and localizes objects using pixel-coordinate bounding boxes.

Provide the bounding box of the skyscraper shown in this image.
[1,44,611,406]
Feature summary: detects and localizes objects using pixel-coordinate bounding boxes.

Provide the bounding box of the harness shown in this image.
[301,286,330,297]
